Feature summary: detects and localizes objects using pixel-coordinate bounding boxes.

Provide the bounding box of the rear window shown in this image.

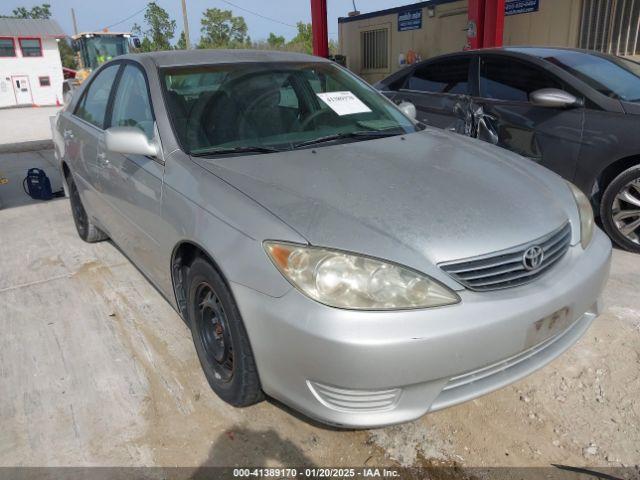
[405,57,471,94]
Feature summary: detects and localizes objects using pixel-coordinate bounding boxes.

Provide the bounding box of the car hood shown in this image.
[193,129,574,281]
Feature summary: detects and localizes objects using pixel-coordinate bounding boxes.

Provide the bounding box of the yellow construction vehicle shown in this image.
[71,31,139,83]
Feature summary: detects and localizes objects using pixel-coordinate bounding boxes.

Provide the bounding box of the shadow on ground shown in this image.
[194,428,316,471]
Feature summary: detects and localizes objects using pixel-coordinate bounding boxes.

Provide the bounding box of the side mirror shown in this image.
[132,37,141,49]
[397,101,417,120]
[530,88,580,108]
[105,127,158,157]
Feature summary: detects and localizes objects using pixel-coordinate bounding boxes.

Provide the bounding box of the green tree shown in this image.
[58,38,77,69]
[175,31,187,50]
[6,3,51,19]
[267,32,285,49]
[286,22,312,54]
[132,2,176,52]
[198,8,249,49]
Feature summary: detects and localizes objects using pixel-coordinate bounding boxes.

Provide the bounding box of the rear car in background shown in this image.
[376,47,640,253]
[53,50,611,428]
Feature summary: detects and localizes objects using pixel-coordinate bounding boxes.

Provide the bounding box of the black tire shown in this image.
[66,172,108,243]
[600,165,640,253]
[186,257,264,407]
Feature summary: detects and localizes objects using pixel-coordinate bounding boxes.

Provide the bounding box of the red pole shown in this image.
[482,0,505,47]
[310,0,329,57]
[466,0,485,49]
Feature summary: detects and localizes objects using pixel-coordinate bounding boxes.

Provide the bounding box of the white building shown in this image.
[0,18,65,108]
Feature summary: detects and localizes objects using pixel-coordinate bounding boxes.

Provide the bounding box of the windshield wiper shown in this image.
[191,145,282,157]
[292,130,403,149]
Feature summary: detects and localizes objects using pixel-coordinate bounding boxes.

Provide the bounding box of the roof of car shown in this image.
[121,49,329,68]
[484,46,611,58]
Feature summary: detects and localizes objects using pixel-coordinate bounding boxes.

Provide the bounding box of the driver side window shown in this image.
[480,57,562,102]
[109,65,155,139]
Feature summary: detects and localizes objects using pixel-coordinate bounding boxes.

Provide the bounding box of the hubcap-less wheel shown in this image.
[195,282,234,382]
[611,178,640,246]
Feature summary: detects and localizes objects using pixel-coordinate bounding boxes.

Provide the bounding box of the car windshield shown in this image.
[540,50,640,102]
[162,62,419,155]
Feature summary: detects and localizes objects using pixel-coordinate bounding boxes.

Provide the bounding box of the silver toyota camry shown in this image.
[53,50,612,428]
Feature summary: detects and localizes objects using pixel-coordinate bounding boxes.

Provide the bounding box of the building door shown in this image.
[13,76,32,105]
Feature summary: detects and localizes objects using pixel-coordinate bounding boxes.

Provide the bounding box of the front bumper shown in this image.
[232,229,612,428]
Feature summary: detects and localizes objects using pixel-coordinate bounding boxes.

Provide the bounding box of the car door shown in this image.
[471,55,585,180]
[63,63,121,223]
[391,55,474,134]
[100,62,165,281]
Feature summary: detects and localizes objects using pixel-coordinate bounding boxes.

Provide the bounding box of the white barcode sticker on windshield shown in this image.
[316,91,372,116]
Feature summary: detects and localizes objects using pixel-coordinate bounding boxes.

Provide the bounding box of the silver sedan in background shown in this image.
[54,50,611,428]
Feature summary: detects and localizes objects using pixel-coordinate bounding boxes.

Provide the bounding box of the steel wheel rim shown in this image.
[195,282,234,382]
[612,178,640,245]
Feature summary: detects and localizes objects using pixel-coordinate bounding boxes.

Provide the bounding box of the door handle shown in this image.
[63,129,74,139]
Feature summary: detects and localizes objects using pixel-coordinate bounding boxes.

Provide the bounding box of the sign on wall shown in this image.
[505,0,540,16]
[398,9,422,31]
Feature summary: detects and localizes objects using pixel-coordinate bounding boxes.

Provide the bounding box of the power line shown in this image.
[102,5,147,30]
[218,0,338,35]
[218,0,298,29]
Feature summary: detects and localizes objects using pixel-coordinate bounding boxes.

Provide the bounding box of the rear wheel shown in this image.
[66,172,107,243]
[187,257,264,407]
[600,166,640,253]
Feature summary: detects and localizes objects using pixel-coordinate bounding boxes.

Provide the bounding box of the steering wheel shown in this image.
[298,108,335,131]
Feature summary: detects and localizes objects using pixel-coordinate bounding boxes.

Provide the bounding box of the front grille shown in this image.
[440,223,571,291]
[307,381,401,413]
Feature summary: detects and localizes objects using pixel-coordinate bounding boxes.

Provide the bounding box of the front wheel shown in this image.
[66,172,107,243]
[600,166,640,253]
[187,257,264,407]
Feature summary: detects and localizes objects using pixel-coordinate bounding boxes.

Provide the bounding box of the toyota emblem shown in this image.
[522,246,545,271]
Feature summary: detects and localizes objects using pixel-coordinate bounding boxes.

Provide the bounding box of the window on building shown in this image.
[0,38,16,57]
[109,65,155,139]
[74,64,120,129]
[39,76,51,87]
[19,38,42,57]
[405,57,471,94]
[480,57,562,102]
[361,28,389,70]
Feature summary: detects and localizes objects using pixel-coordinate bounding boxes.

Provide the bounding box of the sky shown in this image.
[2,0,415,43]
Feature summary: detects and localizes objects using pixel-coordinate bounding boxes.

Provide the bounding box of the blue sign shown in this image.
[398,9,422,31]
[505,0,540,16]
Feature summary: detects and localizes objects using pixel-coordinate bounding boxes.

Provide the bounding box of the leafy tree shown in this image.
[5,3,51,19]
[58,38,77,69]
[175,31,188,50]
[132,2,176,52]
[286,22,312,54]
[267,33,285,49]
[199,8,249,49]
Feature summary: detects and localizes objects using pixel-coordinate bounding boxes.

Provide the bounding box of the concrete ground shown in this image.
[0,149,639,471]
[0,106,61,150]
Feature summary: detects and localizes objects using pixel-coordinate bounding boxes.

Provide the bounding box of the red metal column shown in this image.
[311,0,329,57]
[482,0,505,47]
[467,0,485,49]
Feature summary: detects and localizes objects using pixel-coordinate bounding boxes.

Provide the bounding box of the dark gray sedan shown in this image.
[376,47,640,253]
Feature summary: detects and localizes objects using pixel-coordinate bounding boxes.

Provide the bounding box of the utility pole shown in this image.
[71,8,79,35]
[181,0,191,49]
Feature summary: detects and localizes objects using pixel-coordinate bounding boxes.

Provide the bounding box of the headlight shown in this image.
[264,242,460,310]
[567,182,594,249]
